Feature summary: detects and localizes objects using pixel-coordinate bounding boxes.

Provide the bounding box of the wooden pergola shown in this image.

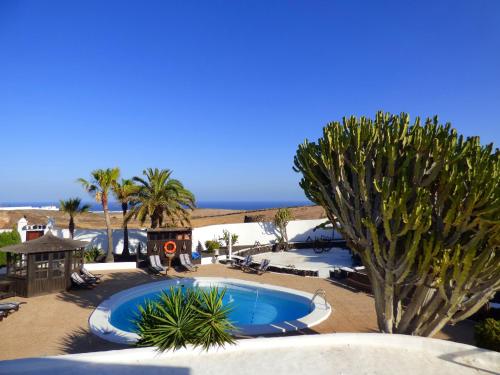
[0,232,87,297]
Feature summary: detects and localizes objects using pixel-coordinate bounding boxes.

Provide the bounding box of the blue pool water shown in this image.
[109,284,311,333]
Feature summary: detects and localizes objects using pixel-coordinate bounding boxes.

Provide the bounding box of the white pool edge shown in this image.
[89,277,332,345]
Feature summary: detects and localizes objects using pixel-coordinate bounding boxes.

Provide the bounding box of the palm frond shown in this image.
[134,287,235,352]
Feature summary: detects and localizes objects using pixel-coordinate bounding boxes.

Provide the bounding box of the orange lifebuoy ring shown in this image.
[163,241,176,254]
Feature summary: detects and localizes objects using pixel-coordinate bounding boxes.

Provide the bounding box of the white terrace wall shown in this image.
[191,219,338,252]
[51,228,147,255]
[10,218,338,255]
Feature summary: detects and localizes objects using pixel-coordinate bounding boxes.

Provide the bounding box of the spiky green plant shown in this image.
[191,287,236,350]
[294,111,500,336]
[273,208,294,245]
[220,229,239,248]
[78,168,120,262]
[134,287,235,352]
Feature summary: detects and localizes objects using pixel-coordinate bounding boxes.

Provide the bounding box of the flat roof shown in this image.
[1,334,498,375]
[147,227,192,233]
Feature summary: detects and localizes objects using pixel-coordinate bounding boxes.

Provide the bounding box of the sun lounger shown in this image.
[0,310,6,321]
[148,255,163,274]
[0,301,25,312]
[253,259,271,275]
[71,272,95,289]
[81,267,102,280]
[179,253,198,272]
[80,268,101,284]
[238,255,254,272]
[152,254,167,272]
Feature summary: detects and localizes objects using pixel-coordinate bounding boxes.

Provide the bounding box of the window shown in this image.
[34,253,49,279]
[51,252,66,278]
[8,253,27,277]
[71,250,83,271]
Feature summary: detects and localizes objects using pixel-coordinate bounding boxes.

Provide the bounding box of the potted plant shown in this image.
[219,230,239,250]
[205,240,221,256]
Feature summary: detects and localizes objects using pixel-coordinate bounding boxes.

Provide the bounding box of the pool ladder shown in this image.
[310,289,328,311]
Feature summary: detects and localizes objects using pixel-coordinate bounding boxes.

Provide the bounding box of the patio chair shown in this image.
[80,268,101,284]
[147,255,163,274]
[179,253,198,272]
[152,254,167,273]
[238,255,254,272]
[71,272,95,289]
[81,267,102,280]
[0,301,25,312]
[253,259,271,275]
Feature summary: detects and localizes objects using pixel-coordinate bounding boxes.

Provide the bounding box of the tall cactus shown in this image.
[294,112,500,336]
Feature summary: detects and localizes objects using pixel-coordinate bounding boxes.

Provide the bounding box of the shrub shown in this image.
[474,318,500,352]
[0,229,21,267]
[204,240,221,253]
[219,230,238,248]
[134,286,235,351]
[273,208,294,243]
[84,246,104,263]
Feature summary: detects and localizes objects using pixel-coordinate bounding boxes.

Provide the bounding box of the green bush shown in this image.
[219,230,239,248]
[84,246,104,263]
[204,240,221,253]
[134,286,235,351]
[475,318,500,352]
[0,229,21,267]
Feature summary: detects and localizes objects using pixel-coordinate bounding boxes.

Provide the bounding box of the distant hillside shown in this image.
[0,205,326,230]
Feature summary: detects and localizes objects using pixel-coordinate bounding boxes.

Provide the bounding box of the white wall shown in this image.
[50,228,147,255]
[191,219,338,252]
[10,217,339,255]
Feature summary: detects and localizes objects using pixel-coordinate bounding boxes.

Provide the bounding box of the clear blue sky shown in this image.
[1,0,499,202]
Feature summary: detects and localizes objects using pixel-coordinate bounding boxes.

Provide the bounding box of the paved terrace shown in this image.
[0,264,476,360]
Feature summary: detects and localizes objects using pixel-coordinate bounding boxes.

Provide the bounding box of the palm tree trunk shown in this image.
[122,202,130,258]
[102,194,114,263]
[69,216,75,239]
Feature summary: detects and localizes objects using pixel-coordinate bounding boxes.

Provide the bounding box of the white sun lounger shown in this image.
[152,254,167,272]
[180,253,198,272]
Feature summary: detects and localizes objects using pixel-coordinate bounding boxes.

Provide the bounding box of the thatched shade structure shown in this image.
[0,232,87,297]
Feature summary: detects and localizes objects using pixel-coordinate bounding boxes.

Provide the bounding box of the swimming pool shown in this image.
[89,277,332,344]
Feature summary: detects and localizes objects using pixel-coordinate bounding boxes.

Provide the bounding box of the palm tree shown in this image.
[59,198,90,239]
[112,178,138,258]
[127,168,195,228]
[78,168,120,262]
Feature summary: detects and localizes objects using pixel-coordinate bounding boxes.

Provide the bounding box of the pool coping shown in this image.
[89,277,332,345]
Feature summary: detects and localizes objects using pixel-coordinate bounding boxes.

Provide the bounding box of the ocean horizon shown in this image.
[0,200,313,212]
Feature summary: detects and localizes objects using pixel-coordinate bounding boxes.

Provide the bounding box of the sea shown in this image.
[0,201,313,213]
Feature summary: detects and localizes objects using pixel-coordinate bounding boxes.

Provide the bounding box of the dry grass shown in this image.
[0,205,327,230]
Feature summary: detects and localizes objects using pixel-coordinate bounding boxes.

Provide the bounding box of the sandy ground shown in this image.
[0,205,326,230]
[0,264,474,361]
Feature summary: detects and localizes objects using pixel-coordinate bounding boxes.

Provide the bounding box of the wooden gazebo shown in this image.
[0,232,87,297]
